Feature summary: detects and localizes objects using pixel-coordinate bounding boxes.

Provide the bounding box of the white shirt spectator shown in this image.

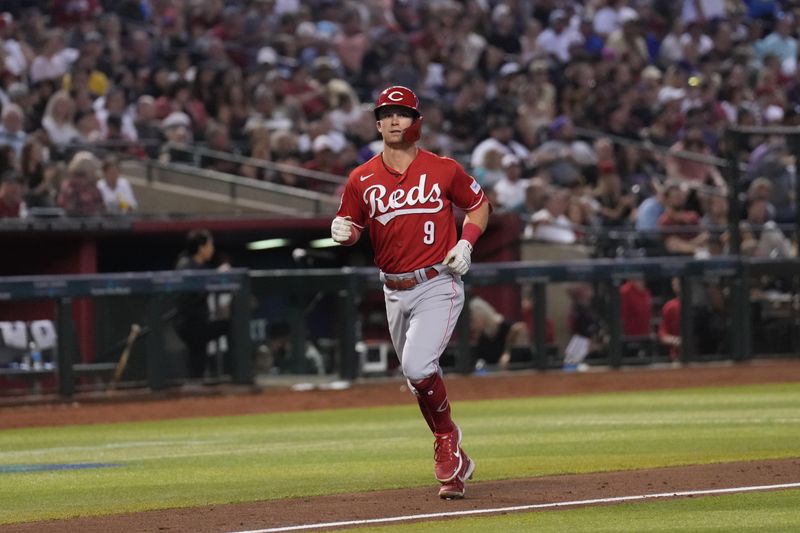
[681,0,726,25]
[94,105,139,142]
[679,32,713,57]
[535,26,583,63]
[29,48,78,83]
[494,177,530,210]
[493,153,530,210]
[97,176,138,214]
[525,208,577,243]
[659,31,684,64]
[593,6,620,37]
[3,39,28,77]
[42,115,79,145]
[470,137,529,171]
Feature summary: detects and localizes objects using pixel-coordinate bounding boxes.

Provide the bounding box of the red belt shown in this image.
[384,267,440,291]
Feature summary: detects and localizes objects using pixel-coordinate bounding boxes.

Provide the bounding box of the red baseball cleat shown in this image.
[434,426,463,482]
[439,447,475,500]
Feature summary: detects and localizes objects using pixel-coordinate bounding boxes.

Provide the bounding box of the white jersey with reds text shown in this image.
[337,149,487,274]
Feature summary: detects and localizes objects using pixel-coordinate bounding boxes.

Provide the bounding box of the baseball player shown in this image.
[331,86,490,499]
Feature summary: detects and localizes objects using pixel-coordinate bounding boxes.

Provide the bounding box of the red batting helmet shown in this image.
[373,86,423,143]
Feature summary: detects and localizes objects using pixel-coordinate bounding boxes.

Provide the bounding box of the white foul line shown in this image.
[228,481,800,533]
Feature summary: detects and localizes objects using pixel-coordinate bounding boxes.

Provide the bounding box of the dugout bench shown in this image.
[0,269,253,397]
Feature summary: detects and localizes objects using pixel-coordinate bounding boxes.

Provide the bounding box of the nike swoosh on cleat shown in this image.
[359,173,375,181]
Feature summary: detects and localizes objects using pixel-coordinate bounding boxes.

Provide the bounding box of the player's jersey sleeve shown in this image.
[448,160,489,212]
[336,174,367,230]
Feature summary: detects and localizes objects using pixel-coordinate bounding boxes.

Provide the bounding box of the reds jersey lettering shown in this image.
[337,149,486,273]
[364,174,444,225]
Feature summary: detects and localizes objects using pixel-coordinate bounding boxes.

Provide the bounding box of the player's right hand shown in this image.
[331,216,353,243]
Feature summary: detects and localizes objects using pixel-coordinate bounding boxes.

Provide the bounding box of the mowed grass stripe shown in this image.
[0,382,798,524]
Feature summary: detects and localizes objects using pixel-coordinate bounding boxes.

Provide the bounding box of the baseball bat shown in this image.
[107,323,141,392]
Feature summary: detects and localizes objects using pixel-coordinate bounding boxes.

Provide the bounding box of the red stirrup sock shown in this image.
[413,390,436,434]
[412,373,455,435]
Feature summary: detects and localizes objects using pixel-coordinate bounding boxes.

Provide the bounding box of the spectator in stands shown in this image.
[273,156,305,188]
[636,178,666,232]
[665,126,727,191]
[0,171,22,218]
[535,9,583,64]
[657,181,709,256]
[97,155,137,214]
[470,114,528,176]
[524,188,577,244]
[604,10,648,67]
[473,148,507,190]
[593,160,636,227]
[0,103,27,157]
[753,12,797,76]
[63,60,109,102]
[160,79,209,139]
[516,60,556,145]
[174,228,232,381]
[51,0,103,27]
[492,154,529,211]
[5,83,35,132]
[201,123,239,175]
[658,277,682,363]
[73,108,102,145]
[514,176,549,218]
[620,279,653,337]
[333,8,368,79]
[741,198,795,258]
[42,90,80,147]
[593,0,629,38]
[239,125,272,181]
[104,115,144,157]
[20,136,57,209]
[530,115,595,188]
[57,151,105,216]
[29,29,78,84]
[95,86,137,142]
[566,193,596,238]
[270,129,301,161]
[0,13,32,81]
[746,137,795,223]
[468,296,529,371]
[745,177,775,220]
[133,95,161,158]
[302,134,345,192]
[159,111,194,164]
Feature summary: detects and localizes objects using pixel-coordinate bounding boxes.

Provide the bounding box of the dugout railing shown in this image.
[248,256,799,381]
[1,257,798,398]
[0,269,253,397]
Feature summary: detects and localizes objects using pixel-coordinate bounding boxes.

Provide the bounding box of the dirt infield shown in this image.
[2,359,800,532]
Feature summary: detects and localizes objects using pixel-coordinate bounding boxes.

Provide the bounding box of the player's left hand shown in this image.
[444,239,472,276]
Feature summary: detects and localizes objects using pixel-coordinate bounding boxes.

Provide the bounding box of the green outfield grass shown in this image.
[0,382,799,525]
[336,489,800,533]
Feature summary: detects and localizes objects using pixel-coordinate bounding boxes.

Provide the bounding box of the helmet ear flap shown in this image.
[402,115,423,143]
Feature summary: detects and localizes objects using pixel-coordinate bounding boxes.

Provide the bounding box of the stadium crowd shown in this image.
[0,0,796,259]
